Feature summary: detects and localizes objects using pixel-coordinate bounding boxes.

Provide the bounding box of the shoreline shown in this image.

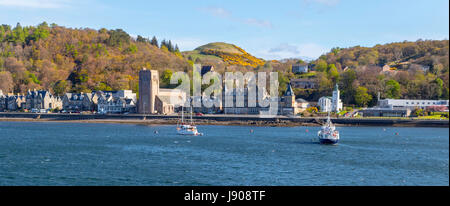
[0,117,320,127]
[0,113,448,127]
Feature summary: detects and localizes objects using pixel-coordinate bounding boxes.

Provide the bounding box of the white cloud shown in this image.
[256,43,329,60]
[269,43,300,54]
[304,0,340,6]
[244,18,273,29]
[0,0,71,9]
[199,6,273,29]
[199,6,232,18]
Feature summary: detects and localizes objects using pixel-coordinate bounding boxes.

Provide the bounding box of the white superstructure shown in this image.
[331,84,343,112]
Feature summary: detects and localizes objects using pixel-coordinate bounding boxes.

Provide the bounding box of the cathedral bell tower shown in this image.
[283,83,295,108]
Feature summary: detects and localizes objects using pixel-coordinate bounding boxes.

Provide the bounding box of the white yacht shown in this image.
[176,105,202,136]
[317,115,339,144]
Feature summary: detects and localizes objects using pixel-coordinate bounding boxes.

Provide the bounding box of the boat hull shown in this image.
[177,130,202,136]
[318,138,339,144]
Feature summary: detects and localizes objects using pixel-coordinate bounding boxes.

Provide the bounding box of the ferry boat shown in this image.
[176,105,203,136]
[317,115,339,144]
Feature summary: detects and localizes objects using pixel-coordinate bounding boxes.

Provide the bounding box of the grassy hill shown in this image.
[183,42,265,68]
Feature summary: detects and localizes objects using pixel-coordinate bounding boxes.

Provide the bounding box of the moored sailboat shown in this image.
[176,104,203,136]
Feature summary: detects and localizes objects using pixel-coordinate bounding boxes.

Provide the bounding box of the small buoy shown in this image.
[395,132,399,136]
[305,129,309,133]
[250,129,254,133]
[154,130,158,134]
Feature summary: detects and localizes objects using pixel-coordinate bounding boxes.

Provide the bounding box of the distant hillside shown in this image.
[0,22,190,95]
[312,40,449,72]
[296,39,449,104]
[183,42,265,68]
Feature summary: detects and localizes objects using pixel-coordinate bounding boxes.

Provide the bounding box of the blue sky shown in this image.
[0,0,448,60]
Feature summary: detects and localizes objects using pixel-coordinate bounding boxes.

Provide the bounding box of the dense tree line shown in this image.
[0,22,448,107]
[289,40,449,107]
[0,22,190,96]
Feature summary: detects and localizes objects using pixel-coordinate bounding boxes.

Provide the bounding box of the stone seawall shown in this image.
[0,112,448,127]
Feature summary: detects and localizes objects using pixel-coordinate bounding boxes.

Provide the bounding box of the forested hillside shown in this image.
[295,40,450,106]
[0,22,448,106]
[0,22,190,95]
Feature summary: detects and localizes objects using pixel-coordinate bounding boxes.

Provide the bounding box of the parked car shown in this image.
[196,113,203,116]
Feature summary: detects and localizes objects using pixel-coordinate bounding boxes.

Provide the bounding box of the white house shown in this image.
[292,64,308,73]
[115,90,136,102]
[97,92,136,114]
[318,84,342,113]
[318,96,332,112]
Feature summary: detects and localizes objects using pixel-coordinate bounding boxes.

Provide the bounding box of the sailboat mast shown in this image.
[181,105,184,123]
[190,105,193,124]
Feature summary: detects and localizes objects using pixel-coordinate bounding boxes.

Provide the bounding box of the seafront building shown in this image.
[137,66,310,116]
[62,90,137,113]
[7,95,26,111]
[63,93,87,112]
[277,83,309,115]
[222,86,267,115]
[0,90,61,112]
[318,84,342,113]
[138,68,186,115]
[318,96,332,112]
[0,90,6,112]
[97,93,136,114]
[96,90,137,114]
[25,89,62,111]
[361,98,449,117]
[377,99,449,110]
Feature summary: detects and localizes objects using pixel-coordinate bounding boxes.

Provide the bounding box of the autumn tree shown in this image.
[354,86,372,107]
[314,59,328,72]
[7,23,26,44]
[150,36,158,47]
[384,79,401,99]
[327,64,339,82]
[106,29,130,47]
[161,69,173,87]
[52,80,71,96]
[136,35,148,43]
[340,69,357,104]
[0,71,13,92]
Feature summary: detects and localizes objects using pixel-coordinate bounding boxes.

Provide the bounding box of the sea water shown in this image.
[0,121,448,185]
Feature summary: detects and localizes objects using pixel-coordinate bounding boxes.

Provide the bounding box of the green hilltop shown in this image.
[183,42,265,68]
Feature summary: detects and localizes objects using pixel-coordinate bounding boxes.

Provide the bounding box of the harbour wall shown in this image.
[0,112,448,127]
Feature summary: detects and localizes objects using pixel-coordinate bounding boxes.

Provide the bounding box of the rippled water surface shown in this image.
[0,121,448,185]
